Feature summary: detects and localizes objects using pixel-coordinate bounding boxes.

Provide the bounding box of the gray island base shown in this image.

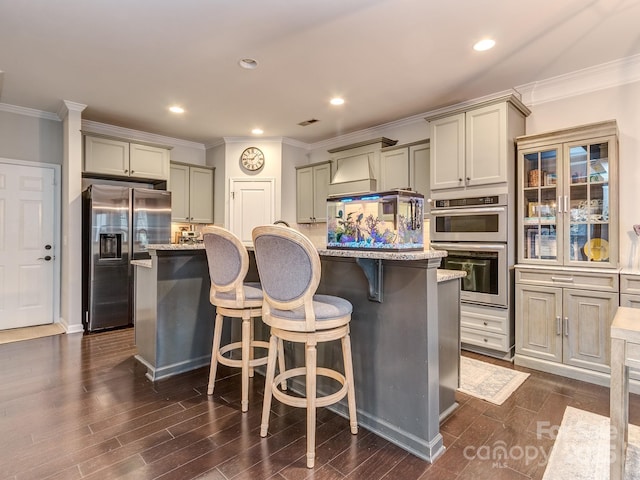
[134,244,457,464]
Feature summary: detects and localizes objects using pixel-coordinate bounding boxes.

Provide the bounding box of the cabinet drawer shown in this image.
[620,294,640,309]
[621,275,640,295]
[461,327,509,352]
[516,268,618,292]
[460,307,508,335]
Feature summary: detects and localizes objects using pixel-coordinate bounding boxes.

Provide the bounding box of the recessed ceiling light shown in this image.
[239,58,259,69]
[330,97,345,106]
[169,106,184,114]
[473,39,496,51]
[251,128,264,135]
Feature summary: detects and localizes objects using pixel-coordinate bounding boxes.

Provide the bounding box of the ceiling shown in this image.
[1,0,639,146]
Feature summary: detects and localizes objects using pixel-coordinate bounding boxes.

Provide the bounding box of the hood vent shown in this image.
[327,137,397,196]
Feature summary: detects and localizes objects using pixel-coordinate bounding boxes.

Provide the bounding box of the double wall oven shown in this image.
[430,194,514,358]
[431,194,509,308]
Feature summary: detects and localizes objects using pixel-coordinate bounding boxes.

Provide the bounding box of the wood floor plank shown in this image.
[1,328,639,480]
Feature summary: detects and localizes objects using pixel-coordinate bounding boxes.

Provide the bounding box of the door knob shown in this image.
[37,256,52,261]
[45,244,52,250]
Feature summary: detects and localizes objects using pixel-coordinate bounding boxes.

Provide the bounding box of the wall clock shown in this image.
[240,147,265,172]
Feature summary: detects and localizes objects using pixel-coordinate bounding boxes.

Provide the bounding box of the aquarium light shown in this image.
[341,198,354,202]
[360,195,381,200]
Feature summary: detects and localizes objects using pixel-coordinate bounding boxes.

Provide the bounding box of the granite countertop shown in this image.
[131,259,152,268]
[437,269,466,283]
[146,243,447,261]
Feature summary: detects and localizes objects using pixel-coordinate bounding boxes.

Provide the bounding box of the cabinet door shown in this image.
[84,136,129,176]
[169,164,190,222]
[429,113,465,190]
[564,135,618,268]
[189,167,214,223]
[519,144,563,265]
[130,143,170,181]
[409,143,430,197]
[563,288,616,373]
[312,163,331,222]
[515,284,563,362]
[465,102,507,186]
[296,166,314,223]
[380,148,409,191]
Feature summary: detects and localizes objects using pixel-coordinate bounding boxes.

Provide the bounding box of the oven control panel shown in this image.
[433,195,505,209]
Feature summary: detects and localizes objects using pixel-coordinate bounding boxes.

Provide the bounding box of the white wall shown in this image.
[0,109,62,164]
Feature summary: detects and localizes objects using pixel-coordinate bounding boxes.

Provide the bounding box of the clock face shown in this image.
[240,147,265,171]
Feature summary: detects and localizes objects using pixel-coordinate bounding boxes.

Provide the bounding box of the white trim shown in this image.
[517,54,640,107]
[0,103,60,121]
[0,157,62,327]
[81,119,206,150]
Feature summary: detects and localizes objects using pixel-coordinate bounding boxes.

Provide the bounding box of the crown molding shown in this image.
[81,119,205,150]
[517,54,640,106]
[0,102,60,121]
[57,100,87,120]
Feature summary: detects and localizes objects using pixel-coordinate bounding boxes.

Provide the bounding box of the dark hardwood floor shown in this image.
[1,328,638,480]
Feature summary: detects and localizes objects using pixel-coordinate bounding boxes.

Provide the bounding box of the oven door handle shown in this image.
[432,206,507,216]
[430,242,506,252]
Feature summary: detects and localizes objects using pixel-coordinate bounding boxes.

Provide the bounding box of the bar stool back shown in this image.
[252,225,358,468]
[202,226,268,412]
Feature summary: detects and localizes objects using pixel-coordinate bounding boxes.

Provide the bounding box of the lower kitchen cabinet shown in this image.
[620,273,640,308]
[515,266,619,382]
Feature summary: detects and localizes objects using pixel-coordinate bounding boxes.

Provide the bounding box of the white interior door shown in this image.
[0,161,56,329]
[229,178,275,244]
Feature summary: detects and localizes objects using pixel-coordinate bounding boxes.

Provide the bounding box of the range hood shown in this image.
[327,137,397,196]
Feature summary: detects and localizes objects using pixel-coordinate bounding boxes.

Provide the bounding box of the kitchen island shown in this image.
[134,243,458,463]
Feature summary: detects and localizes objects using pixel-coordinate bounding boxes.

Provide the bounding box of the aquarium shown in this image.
[327,190,425,251]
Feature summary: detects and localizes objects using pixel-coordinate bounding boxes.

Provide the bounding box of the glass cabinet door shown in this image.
[522,146,561,263]
[565,139,611,265]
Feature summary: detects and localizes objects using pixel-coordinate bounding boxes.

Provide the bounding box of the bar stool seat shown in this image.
[252,225,358,468]
[203,226,271,412]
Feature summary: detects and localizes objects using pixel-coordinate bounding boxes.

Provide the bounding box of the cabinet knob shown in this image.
[483,338,488,342]
[131,170,135,174]
[124,169,128,174]
[483,321,488,326]
[458,178,462,182]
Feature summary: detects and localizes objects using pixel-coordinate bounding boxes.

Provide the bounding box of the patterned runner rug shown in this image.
[459,356,530,405]
[0,323,65,345]
[543,406,640,479]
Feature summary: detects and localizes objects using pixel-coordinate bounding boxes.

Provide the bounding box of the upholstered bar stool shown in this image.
[202,226,270,412]
[252,225,358,468]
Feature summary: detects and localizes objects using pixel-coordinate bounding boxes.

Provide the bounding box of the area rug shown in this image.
[458,356,530,405]
[542,406,640,479]
[0,323,65,345]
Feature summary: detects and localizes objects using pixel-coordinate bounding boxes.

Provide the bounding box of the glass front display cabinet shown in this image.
[517,121,618,267]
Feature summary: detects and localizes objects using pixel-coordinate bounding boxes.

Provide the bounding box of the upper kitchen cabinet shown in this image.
[379,140,430,196]
[517,120,618,268]
[296,161,331,223]
[426,95,530,195]
[84,135,170,181]
[170,162,214,224]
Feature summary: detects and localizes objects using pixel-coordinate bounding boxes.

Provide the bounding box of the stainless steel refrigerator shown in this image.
[82,184,171,332]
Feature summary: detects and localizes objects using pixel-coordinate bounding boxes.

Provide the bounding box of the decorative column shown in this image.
[57,100,86,334]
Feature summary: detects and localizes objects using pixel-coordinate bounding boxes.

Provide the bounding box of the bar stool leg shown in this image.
[260,334,279,437]
[241,311,251,412]
[207,313,224,395]
[342,333,358,434]
[277,338,287,391]
[249,317,255,378]
[306,339,317,468]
